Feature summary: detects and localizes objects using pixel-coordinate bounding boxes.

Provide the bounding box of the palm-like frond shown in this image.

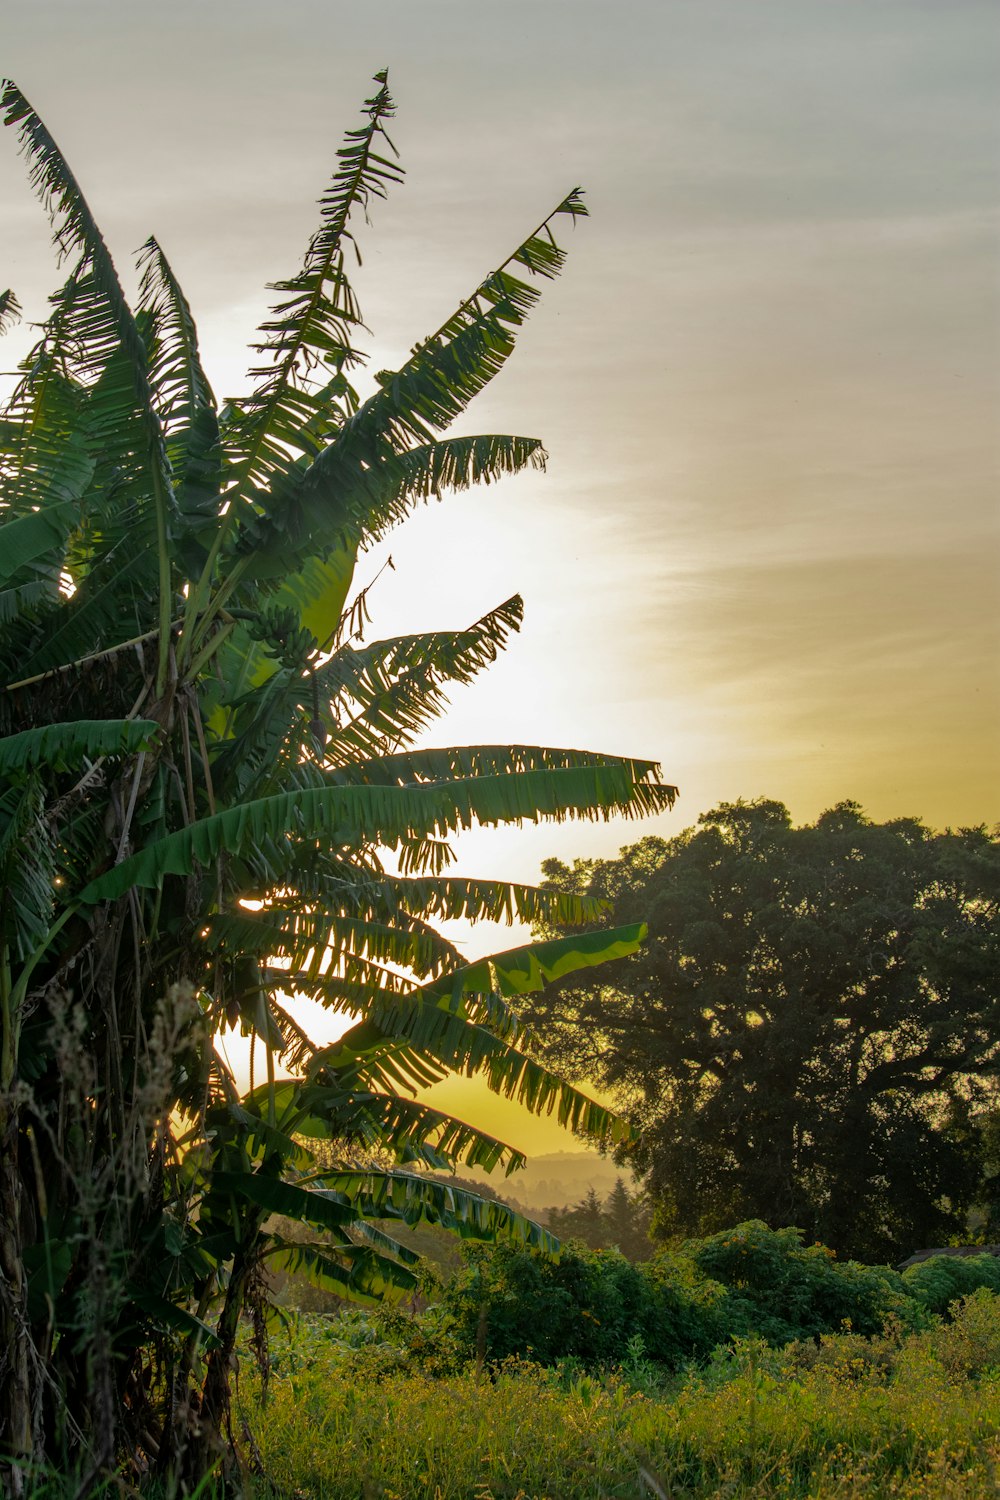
[231,182,585,569]
[244,1076,523,1175]
[312,187,586,452]
[310,1168,560,1253]
[0,582,52,626]
[0,86,166,453]
[313,596,526,763]
[339,743,673,788]
[206,905,459,983]
[265,1238,416,1305]
[0,718,157,774]
[1,80,175,684]
[76,763,674,905]
[222,70,400,505]
[302,929,645,1146]
[234,430,545,567]
[0,288,20,332]
[0,495,85,590]
[299,871,605,929]
[137,238,221,532]
[0,778,56,956]
[425,924,650,1000]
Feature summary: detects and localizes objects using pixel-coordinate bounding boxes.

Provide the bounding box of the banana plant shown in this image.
[0,73,676,1491]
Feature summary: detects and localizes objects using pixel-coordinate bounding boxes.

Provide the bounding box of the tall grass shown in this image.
[246,1294,1000,1499]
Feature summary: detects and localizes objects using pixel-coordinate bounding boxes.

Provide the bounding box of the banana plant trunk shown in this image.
[0,1098,34,1499]
[180,1227,263,1494]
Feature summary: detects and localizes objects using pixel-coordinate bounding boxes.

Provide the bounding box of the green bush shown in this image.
[262,1303,464,1387]
[441,1223,916,1373]
[285,1226,1000,1390]
[684,1220,912,1341]
[903,1253,1000,1316]
[926,1289,1000,1379]
[442,1240,655,1368]
[638,1248,731,1365]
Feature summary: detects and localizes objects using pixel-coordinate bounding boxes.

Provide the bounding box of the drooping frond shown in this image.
[0,778,56,956]
[421,924,650,1001]
[206,905,459,983]
[262,965,426,1021]
[75,763,675,904]
[0,718,157,775]
[314,1168,561,1252]
[302,871,607,930]
[395,924,652,1044]
[308,953,639,1146]
[203,596,525,786]
[265,1238,416,1306]
[0,87,169,479]
[344,1094,525,1174]
[337,743,671,788]
[0,288,20,332]
[0,341,94,525]
[8,539,159,683]
[0,496,85,590]
[234,431,545,566]
[244,1075,524,1175]
[316,596,525,760]
[0,582,52,626]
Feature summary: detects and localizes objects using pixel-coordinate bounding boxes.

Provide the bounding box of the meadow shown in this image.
[242,1289,1000,1499]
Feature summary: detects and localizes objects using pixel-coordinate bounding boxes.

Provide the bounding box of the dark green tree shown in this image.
[545,1177,653,1260]
[522,799,1000,1263]
[546,1186,607,1248]
[604,1176,653,1258]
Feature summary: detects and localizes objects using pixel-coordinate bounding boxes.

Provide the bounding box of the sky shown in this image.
[3,0,998,1156]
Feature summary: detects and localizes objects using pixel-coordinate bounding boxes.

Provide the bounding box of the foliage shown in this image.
[903,1255,1000,1318]
[0,73,676,1491]
[683,1221,911,1343]
[245,1297,1000,1499]
[523,798,1000,1262]
[443,1240,662,1370]
[439,1222,913,1373]
[269,1179,505,1309]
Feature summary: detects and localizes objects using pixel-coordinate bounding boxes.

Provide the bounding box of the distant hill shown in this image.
[454,1150,637,1216]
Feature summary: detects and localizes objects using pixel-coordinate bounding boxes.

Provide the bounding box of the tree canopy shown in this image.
[0,74,675,1491]
[523,799,1000,1263]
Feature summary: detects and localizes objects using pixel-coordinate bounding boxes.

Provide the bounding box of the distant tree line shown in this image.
[522,799,1000,1264]
[543,1178,653,1261]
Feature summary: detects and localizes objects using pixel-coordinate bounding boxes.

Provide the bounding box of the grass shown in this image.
[243,1293,1000,1499]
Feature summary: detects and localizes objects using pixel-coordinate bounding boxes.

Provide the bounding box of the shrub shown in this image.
[903,1253,1000,1316]
[249,1309,1000,1499]
[438,1222,928,1375]
[637,1248,730,1364]
[926,1289,1000,1379]
[684,1220,911,1341]
[443,1240,653,1368]
[779,1322,910,1385]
